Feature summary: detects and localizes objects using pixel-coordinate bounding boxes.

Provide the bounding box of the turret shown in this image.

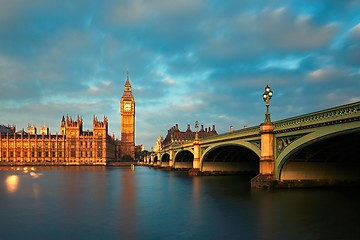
[40,125,49,135]
[186,124,191,132]
[64,115,83,137]
[28,124,37,134]
[60,116,66,135]
[93,115,108,137]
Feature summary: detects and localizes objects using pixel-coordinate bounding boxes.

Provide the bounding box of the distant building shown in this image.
[161,123,217,149]
[0,116,116,165]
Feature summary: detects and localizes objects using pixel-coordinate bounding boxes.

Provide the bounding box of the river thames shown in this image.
[0,166,359,240]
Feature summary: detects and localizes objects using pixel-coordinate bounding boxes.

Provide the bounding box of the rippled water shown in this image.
[0,166,359,240]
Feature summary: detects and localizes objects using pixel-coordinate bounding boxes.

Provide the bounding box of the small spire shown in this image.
[125,71,130,85]
[123,71,132,92]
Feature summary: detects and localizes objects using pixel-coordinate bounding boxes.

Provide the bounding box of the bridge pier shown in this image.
[259,122,275,175]
[157,152,161,166]
[251,122,277,188]
[192,133,201,169]
[169,147,174,167]
[188,132,201,175]
[150,155,154,165]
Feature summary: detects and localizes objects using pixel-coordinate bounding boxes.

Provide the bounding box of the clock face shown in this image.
[124,103,132,111]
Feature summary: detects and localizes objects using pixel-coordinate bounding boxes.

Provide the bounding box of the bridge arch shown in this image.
[153,155,158,165]
[276,127,360,181]
[173,149,194,169]
[201,143,260,173]
[174,149,194,169]
[160,153,170,167]
[161,153,170,162]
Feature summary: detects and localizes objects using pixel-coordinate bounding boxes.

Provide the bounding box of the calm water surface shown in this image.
[0,166,359,240]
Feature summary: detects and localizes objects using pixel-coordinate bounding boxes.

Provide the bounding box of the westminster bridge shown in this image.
[144,101,360,188]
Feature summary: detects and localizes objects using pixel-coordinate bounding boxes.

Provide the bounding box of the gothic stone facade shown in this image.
[0,116,116,165]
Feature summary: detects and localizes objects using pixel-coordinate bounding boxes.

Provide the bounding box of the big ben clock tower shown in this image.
[120,72,135,160]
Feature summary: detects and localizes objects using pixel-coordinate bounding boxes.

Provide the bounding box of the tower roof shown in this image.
[122,71,134,99]
[125,71,131,87]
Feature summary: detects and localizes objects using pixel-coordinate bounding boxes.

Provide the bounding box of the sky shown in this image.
[0,0,359,150]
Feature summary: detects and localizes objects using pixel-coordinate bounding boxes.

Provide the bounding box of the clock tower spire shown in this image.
[120,71,135,160]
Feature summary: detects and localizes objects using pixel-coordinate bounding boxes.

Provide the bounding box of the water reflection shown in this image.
[3,166,44,195]
[32,183,40,198]
[119,169,137,239]
[0,167,359,240]
[257,191,275,240]
[5,175,19,193]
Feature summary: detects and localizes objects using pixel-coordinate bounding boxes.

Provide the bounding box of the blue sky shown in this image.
[0,0,359,150]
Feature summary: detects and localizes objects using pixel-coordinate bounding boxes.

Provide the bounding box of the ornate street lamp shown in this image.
[195,120,199,140]
[262,84,273,122]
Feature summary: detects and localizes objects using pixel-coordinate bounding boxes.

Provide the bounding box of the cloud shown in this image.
[161,77,176,85]
[197,6,339,67]
[105,0,203,26]
[105,0,152,25]
[256,8,339,51]
[337,23,360,66]
[307,66,352,83]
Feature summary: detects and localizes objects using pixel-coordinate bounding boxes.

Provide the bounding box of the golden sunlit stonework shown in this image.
[0,116,116,165]
[117,72,136,160]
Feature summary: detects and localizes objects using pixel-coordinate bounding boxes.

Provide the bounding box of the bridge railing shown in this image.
[274,101,360,131]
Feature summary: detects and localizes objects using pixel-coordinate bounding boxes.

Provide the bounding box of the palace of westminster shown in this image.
[0,73,138,165]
